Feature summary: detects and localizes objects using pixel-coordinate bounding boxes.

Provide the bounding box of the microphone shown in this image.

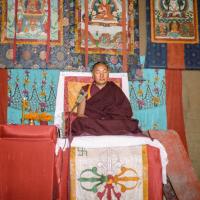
[70,89,88,113]
[76,89,88,105]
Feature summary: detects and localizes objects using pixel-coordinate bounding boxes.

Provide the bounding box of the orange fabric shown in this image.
[122,0,128,72]
[147,145,163,200]
[0,69,8,124]
[87,83,92,99]
[84,0,89,68]
[166,70,188,150]
[167,44,185,69]
[55,149,69,200]
[1,125,57,140]
[150,130,200,200]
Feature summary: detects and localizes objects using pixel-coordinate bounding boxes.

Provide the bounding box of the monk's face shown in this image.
[92,64,109,88]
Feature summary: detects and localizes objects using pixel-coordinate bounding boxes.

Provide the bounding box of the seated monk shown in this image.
[71,62,144,136]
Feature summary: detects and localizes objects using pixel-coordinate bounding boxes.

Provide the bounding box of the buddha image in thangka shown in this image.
[1,0,61,44]
[76,0,134,54]
[90,0,120,23]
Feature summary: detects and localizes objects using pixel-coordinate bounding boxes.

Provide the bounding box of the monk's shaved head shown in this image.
[92,62,109,89]
[92,62,110,72]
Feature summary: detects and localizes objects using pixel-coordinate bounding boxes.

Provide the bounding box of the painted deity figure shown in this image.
[24,0,42,14]
[167,21,180,38]
[161,0,186,17]
[17,0,47,33]
[96,0,114,20]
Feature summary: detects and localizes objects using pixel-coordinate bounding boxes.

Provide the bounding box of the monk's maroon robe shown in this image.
[71,81,143,136]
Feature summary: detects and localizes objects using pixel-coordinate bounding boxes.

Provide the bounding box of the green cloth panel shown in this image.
[182,70,200,180]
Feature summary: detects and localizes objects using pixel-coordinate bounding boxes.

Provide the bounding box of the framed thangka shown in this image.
[150,0,199,43]
[1,0,63,45]
[75,0,135,54]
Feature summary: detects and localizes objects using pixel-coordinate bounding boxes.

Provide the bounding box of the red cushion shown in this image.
[1,125,57,142]
[0,125,57,200]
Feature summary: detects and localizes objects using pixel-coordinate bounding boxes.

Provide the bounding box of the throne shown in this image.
[54,72,169,199]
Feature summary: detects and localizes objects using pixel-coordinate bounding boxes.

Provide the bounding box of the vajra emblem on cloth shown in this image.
[78,166,140,199]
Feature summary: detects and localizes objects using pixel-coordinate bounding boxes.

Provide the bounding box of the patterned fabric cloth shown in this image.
[7,69,59,124]
[129,69,167,130]
[71,135,168,184]
[7,69,167,131]
[70,145,163,200]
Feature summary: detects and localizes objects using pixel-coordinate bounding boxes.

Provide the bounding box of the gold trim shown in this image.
[1,0,6,43]
[194,0,199,44]
[75,0,81,53]
[87,84,92,99]
[70,147,76,200]
[142,145,148,200]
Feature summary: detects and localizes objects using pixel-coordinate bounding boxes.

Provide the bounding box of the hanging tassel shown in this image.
[46,0,51,63]
[122,0,128,72]
[84,0,89,70]
[13,0,19,63]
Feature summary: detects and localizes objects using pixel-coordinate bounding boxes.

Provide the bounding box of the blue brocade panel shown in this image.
[144,0,167,69]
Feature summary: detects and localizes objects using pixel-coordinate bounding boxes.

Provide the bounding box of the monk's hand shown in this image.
[77,114,88,118]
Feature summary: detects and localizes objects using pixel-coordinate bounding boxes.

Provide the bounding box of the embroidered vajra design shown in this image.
[78,166,139,199]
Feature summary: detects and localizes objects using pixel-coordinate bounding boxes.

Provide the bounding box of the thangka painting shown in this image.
[1,0,63,45]
[75,0,135,54]
[150,0,199,43]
